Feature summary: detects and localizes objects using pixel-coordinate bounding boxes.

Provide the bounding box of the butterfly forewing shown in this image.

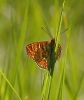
[26,42,41,59]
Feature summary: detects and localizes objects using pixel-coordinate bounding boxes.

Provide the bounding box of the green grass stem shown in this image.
[0,70,21,100]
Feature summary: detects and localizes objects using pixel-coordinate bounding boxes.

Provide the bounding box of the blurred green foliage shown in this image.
[0,0,84,100]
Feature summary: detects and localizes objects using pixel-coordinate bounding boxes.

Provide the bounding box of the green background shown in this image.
[0,0,84,100]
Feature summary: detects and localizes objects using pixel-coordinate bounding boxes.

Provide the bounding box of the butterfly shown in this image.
[26,38,61,69]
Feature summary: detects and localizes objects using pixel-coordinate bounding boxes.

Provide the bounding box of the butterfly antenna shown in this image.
[61,28,68,34]
[41,27,48,34]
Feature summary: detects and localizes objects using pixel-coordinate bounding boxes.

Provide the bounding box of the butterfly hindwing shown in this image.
[56,44,61,60]
[35,59,48,69]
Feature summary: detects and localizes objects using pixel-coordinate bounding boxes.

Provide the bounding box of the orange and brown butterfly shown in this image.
[26,38,61,69]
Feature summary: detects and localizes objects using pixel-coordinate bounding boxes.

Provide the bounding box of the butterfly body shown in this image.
[26,38,61,69]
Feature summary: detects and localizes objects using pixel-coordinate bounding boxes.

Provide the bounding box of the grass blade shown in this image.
[55,29,70,100]
[55,0,65,51]
[9,1,29,99]
[0,70,21,100]
[74,72,84,100]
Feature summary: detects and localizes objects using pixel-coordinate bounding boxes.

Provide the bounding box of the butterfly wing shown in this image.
[56,44,61,60]
[35,59,48,69]
[26,41,49,60]
[34,42,51,69]
[26,43,40,59]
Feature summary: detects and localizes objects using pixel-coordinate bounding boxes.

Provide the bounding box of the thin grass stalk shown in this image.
[9,1,29,99]
[3,48,11,100]
[55,0,70,99]
[46,75,52,100]
[17,71,22,99]
[61,30,71,100]
[55,33,69,100]
[63,16,74,100]
[55,0,65,52]
[74,72,84,100]
[68,12,77,94]
[40,0,65,100]
[40,71,49,100]
[38,1,54,99]
[65,75,74,99]
[0,70,21,100]
[55,24,71,100]
[38,0,52,38]
[38,0,65,99]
